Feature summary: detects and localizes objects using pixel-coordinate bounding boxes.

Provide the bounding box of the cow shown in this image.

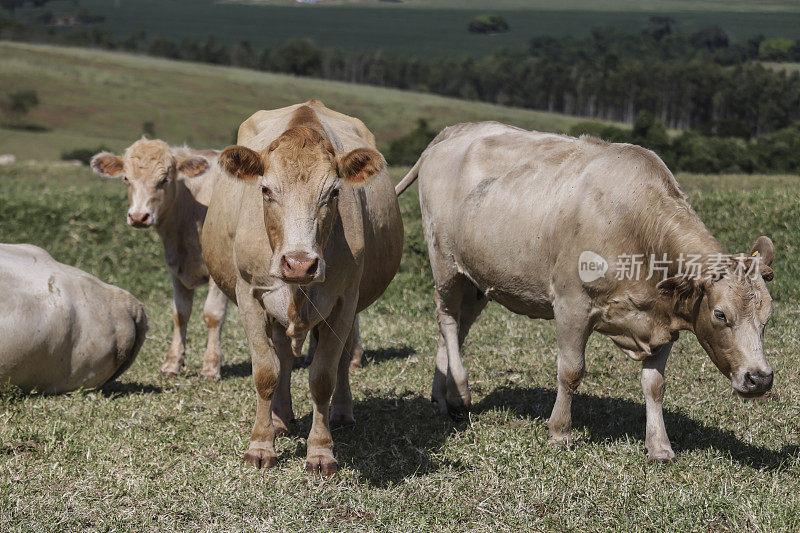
[90,139,230,380]
[0,243,147,394]
[201,100,404,474]
[395,121,776,463]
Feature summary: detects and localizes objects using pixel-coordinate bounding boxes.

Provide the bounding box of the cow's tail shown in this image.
[395,156,423,196]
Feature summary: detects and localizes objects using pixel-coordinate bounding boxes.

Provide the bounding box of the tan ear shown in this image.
[218,146,264,181]
[657,274,706,301]
[337,148,385,185]
[749,236,775,267]
[90,152,124,178]
[176,156,210,178]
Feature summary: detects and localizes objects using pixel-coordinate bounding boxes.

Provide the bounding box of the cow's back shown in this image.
[0,244,147,393]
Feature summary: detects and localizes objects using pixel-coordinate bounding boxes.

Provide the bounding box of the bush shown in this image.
[467,14,509,34]
[758,38,795,61]
[568,121,631,143]
[61,145,111,166]
[386,118,437,166]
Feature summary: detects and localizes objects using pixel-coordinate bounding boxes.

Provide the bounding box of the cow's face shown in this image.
[658,237,776,398]
[91,139,210,228]
[219,126,384,285]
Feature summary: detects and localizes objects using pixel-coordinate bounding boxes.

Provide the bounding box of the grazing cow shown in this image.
[91,139,229,380]
[396,122,776,462]
[0,244,147,393]
[202,100,403,474]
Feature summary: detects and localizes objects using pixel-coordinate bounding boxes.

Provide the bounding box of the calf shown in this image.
[396,122,776,462]
[0,244,147,393]
[202,100,403,474]
[91,139,229,379]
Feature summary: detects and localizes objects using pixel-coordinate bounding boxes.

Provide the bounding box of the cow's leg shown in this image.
[237,286,280,469]
[642,342,675,463]
[303,326,318,367]
[548,302,592,447]
[433,281,487,414]
[306,305,354,476]
[347,315,364,370]
[435,285,471,416]
[161,276,194,377]
[200,278,228,380]
[270,323,295,438]
[330,317,357,427]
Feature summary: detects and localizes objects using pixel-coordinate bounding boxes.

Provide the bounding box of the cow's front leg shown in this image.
[200,278,229,380]
[270,323,295,437]
[237,286,280,469]
[161,276,194,377]
[306,307,354,476]
[642,343,675,463]
[548,303,592,448]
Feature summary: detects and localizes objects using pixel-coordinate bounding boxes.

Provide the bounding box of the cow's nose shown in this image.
[128,211,152,228]
[743,370,774,395]
[280,252,319,283]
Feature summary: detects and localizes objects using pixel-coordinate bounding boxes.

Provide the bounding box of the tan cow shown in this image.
[0,243,147,393]
[91,139,229,380]
[202,100,403,474]
[396,122,776,462]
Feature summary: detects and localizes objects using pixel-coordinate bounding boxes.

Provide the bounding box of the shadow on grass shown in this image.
[362,345,416,366]
[221,361,252,379]
[100,380,162,397]
[291,393,463,487]
[475,386,799,472]
[0,123,51,132]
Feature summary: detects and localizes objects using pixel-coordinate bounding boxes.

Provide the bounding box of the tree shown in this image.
[690,26,729,51]
[2,89,39,123]
[467,14,509,34]
[759,38,795,61]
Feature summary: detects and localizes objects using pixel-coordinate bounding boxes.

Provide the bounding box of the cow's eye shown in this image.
[262,186,274,201]
[713,309,727,323]
[156,176,169,188]
[328,188,340,203]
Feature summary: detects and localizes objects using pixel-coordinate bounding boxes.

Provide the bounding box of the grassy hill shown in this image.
[0,41,601,161]
[10,1,800,58]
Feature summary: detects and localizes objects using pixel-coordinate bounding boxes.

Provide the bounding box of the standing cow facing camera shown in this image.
[396,121,776,463]
[202,101,403,474]
[91,139,229,380]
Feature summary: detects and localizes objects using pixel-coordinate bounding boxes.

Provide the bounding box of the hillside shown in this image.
[0,41,605,161]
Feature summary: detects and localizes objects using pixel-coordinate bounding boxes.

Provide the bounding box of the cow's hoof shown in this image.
[272,415,292,437]
[349,361,362,371]
[160,369,180,378]
[243,448,277,469]
[446,402,470,421]
[645,446,676,464]
[548,434,575,450]
[305,453,338,477]
[199,368,221,381]
[160,361,182,377]
[330,414,355,430]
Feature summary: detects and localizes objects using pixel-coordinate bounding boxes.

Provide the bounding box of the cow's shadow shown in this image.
[100,380,162,397]
[287,385,796,486]
[475,386,799,472]
[362,345,416,366]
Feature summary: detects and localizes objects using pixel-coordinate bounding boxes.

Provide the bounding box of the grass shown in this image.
[0,161,799,531]
[0,42,599,161]
[11,1,800,58]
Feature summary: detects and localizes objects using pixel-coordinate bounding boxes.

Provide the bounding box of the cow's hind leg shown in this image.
[642,343,675,463]
[548,300,592,448]
[161,275,194,377]
[200,278,228,380]
[270,324,295,438]
[330,318,358,427]
[433,278,484,417]
[347,316,364,370]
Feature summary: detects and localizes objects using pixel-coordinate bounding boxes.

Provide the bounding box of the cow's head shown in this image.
[218,126,384,285]
[658,236,776,398]
[91,139,211,228]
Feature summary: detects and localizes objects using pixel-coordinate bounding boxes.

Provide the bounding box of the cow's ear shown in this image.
[177,156,210,178]
[657,274,706,301]
[749,236,775,267]
[337,148,385,185]
[90,152,124,178]
[218,146,264,181]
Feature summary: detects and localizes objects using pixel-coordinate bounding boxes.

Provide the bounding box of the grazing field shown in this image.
[0,42,596,161]
[12,1,800,58]
[0,162,798,531]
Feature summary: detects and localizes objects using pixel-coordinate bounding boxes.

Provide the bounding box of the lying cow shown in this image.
[396,122,776,462]
[202,100,403,474]
[91,139,229,379]
[0,243,147,393]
